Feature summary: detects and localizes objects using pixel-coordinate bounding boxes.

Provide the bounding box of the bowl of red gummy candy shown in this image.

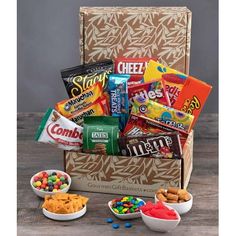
[140,201,181,232]
[30,170,71,198]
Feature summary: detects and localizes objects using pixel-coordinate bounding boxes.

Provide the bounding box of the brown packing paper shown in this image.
[64,130,193,197]
[80,7,192,74]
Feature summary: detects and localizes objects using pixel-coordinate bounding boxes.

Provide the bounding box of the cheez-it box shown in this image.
[80,7,192,74]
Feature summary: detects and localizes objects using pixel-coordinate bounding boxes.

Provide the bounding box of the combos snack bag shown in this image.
[118,132,182,159]
[61,60,113,98]
[83,116,120,155]
[68,96,109,126]
[144,60,187,105]
[55,82,103,117]
[35,108,83,150]
[128,79,171,109]
[108,74,130,131]
[131,96,194,134]
[173,76,212,127]
[115,57,156,86]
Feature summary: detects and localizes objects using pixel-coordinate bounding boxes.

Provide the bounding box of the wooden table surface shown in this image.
[17,113,218,236]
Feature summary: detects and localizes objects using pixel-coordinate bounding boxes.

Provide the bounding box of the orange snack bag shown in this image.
[173,76,212,127]
[68,96,109,125]
[55,82,103,118]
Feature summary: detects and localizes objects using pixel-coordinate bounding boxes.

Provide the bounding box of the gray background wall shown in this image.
[17,0,218,113]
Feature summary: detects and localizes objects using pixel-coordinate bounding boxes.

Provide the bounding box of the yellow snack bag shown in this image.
[55,82,103,118]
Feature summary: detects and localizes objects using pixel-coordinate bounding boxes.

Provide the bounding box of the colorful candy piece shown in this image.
[106,218,113,223]
[112,223,120,229]
[124,222,132,228]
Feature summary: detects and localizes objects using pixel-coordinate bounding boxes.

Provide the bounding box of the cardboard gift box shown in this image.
[80,7,192,74]
[64,130,193,197]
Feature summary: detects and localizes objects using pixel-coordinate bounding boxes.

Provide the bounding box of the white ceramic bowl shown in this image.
[140,206,181,232]
[155,192,193,215]
[108,198,145,219]
[30,169,71,198]
[42,205,87,221]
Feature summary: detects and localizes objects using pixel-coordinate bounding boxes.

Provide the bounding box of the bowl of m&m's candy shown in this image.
[108,196,145,219]
[30,170,71,198]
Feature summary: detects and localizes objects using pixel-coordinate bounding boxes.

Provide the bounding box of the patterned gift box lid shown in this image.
[80,7,192,74]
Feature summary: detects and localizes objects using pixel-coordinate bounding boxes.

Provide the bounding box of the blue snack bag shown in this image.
[108,74,130,131]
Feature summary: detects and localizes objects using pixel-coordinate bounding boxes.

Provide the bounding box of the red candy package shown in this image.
[115,57,157,86]
[123,114,188,147]
[128,79,171,109]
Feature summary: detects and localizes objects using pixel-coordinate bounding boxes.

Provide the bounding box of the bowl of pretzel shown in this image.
[155,187,193,215]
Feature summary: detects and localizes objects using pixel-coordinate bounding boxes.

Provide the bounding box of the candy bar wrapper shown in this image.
[115,57,156,87]
[118,132,182,159]
[128,79,171,110]
[144,60,187,105]
[108,74,130,131]
[55,82,103,118]
[173,76,212,127]
[131,96,194,134]
[68,96,109,126]
[61,60,113,98]
[123,114,188,147]
[35,108,83,151]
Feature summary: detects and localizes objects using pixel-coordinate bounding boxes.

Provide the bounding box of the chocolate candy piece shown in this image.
[118,132,182,158]
[61,60,113,98]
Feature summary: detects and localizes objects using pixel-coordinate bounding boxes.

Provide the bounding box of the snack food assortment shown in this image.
[42,193,89,214]
[156,187,191,203]
[32,6,212,231]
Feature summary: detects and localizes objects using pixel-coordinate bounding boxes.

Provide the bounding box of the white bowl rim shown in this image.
[108,197,145,216]
[140,205,181,222]
[155,192,193,205]
[30,169,71,193]
[42,205,86,217]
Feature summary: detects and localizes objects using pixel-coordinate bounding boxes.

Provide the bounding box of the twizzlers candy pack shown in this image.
[35,108,83,150]
[115,57,156,86]
[61,60,113,98]
[123,114,188,147]
[128,79,171,109]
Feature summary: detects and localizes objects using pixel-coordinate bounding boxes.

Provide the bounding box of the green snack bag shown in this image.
[83,116,120,155]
